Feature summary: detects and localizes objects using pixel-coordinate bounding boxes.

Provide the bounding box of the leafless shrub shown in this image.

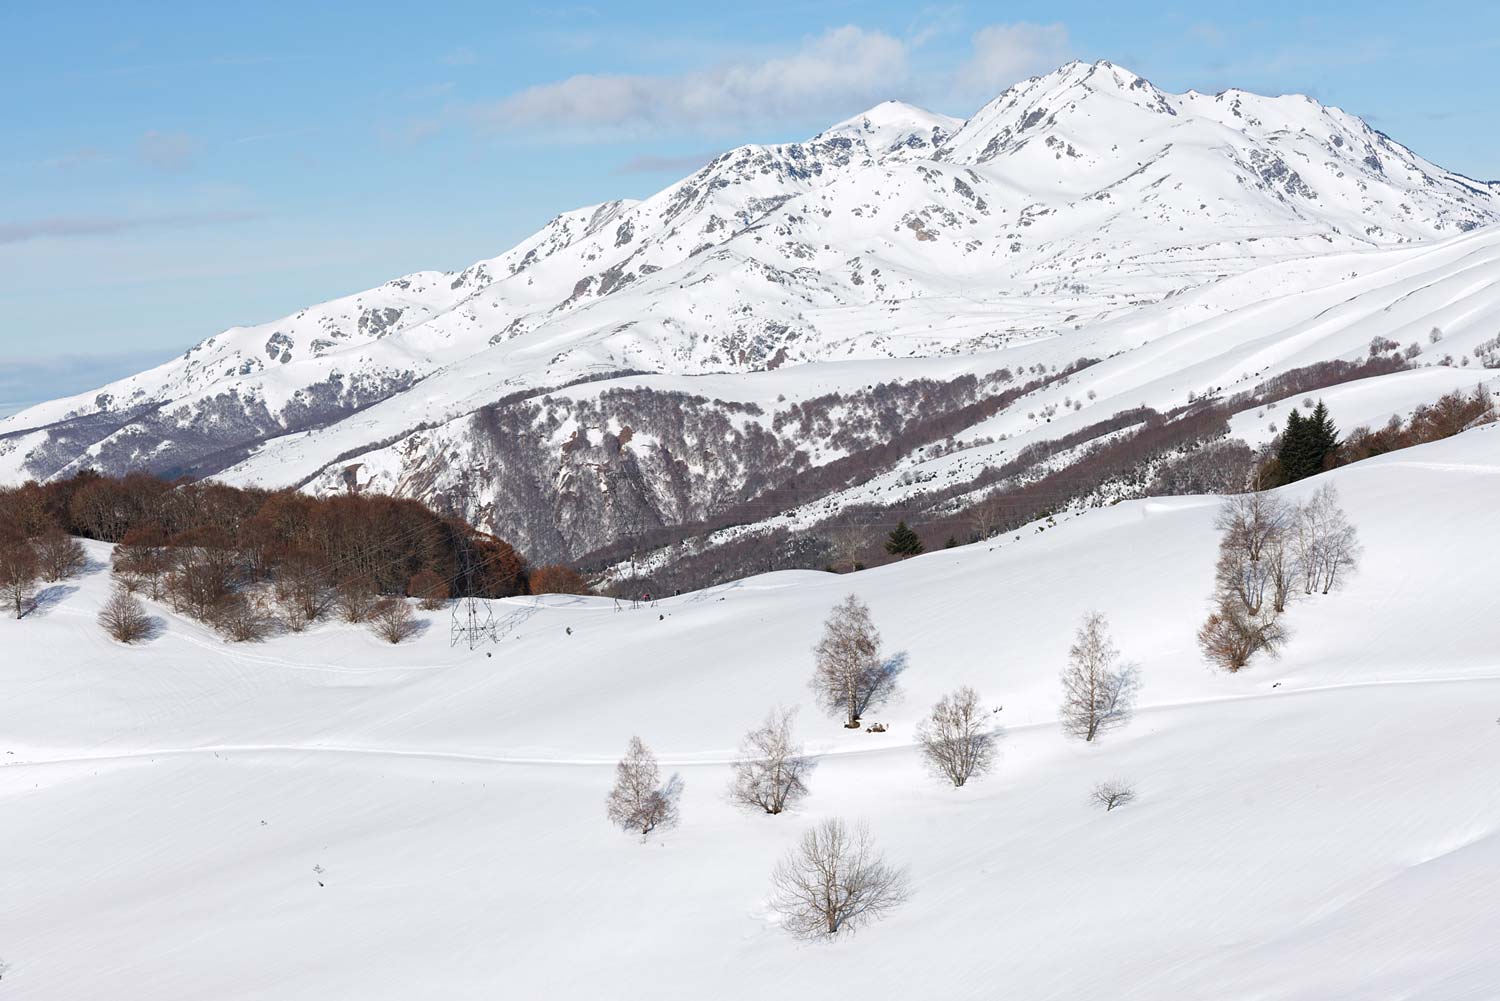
[35,531,88,581]
[1059,613,1140,742]
[99,587,151,643]
[1091,779,1136,812]
[811,594,903,728]
[729,707,813,814]
[769,818,910,939]
[335,577,377,623]
[370,596,419,644]
[916,686,997,787]
[606,736,682,837]
[211,593,271,642]
[1198,603,1288,671]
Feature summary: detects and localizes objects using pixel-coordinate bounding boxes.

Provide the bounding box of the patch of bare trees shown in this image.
[99,588,151,643]
[1199,485,1361,671]
[1198,491,1293,671]
[769,818,910,939]
[35,530,87,581]
[1060,612,1140,742]
[606,736,683,837]
[1091,779,1136,812]
[729,707,813,814]
[811,594,903,728]
[916,686,997,787]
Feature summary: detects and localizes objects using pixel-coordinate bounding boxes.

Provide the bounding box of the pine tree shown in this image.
[1277,409,1314,482]
[884,521,924,557]
[1309,401,1339,472]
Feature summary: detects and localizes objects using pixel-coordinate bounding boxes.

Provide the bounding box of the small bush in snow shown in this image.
[1091,779,1136,812]
[371,597,419,644]
[99,588,151,643]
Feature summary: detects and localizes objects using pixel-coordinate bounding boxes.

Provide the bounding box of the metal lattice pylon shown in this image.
[449,541,497,650]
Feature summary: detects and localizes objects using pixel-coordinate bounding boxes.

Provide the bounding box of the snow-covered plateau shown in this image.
[2,424,1498,999]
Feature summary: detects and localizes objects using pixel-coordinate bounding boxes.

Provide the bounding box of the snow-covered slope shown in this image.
[2,425,1498,999]
[3,61,1498,564]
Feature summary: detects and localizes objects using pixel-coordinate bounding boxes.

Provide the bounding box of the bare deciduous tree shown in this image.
[1091,779,1136,812]
[1201,490,1294,671]
[812,594,903,729]
[826,519,871,573]
[769,818,910,939]
[916,686,997,787]
[1295,484,1362,595]
[966,494,1005,542]
[99,588,151,643]
[729,707,813,814]
[370,596,419,644]
[0,538,40,618]
[1060,612,1140,742]
[35,530,88,581]
[1213,490,1292,618]
[606,736,682,837]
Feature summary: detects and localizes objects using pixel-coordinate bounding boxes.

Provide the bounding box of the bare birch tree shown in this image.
[1296,484,1362,595]
[0,538,40,618]
[729,707,813,814]
[811,594,903,728]
[1060,612,1140,741]
[916,686,997,787]
[826,519,871,573]
[769,818,909,939]
[606,736,682,837]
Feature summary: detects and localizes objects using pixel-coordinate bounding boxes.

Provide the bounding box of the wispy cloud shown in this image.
[138,130,197,171]
[955,22,1073,103]
[472,22,1075,141]
[0,210,261,245]
[475,25,910,136]
[614,151,723,175]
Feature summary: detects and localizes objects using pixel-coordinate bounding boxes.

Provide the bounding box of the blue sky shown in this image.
[4,0,1498,409]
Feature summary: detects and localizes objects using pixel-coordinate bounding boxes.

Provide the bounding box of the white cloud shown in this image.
[955,22,1073,103]
[471,22,1075,141]
[477,26,909,135]
[0,210,260,245]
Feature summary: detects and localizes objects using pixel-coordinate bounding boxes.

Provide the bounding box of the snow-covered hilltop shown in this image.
[3,60,1498,567]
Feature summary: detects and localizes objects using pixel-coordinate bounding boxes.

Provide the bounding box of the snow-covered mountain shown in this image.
[4,60,1498,565]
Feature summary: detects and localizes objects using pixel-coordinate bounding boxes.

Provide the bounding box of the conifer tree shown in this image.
[884,521,924,557]
[1309,401,1340,471]
[1277,409,1314,482]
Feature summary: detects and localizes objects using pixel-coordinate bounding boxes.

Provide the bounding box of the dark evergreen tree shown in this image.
[1278,409,1326,483]
[885,521,924,557]
[1309,401,1340,472]
[944,535,960,549]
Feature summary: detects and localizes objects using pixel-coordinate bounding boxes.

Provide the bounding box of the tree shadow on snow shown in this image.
[27,584,79,617]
